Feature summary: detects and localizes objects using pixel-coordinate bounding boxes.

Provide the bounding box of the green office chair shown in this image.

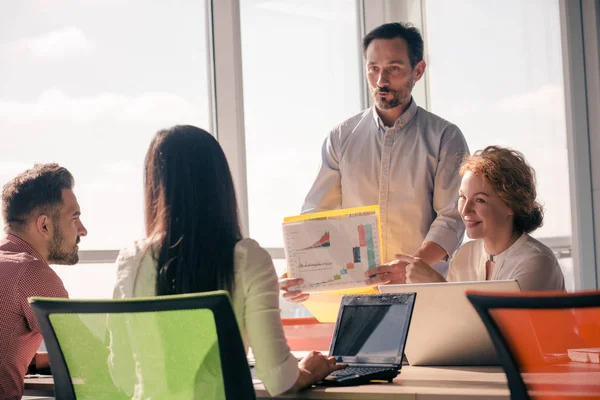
[29,290,256,400]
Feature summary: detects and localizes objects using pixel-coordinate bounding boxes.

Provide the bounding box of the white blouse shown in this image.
[112,237,299,396]
[447,233,565,291]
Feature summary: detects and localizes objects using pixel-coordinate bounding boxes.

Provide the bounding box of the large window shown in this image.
[1,0,587,300]
[1,1,210,297]
[424,0,574,290]
[240,0,363,250]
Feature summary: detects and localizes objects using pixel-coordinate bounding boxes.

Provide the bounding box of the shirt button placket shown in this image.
[379,128,394,261]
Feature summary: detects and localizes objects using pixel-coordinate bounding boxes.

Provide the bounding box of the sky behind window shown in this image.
[0,0,573,296]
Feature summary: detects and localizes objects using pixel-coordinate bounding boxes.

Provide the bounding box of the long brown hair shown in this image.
[144,125,242,295]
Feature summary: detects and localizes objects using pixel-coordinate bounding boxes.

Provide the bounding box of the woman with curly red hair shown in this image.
[367,146,565,291]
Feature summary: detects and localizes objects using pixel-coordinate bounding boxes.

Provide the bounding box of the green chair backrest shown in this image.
[30,291,255,400]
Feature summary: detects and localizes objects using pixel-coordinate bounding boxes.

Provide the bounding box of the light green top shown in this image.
[113,237,299,396]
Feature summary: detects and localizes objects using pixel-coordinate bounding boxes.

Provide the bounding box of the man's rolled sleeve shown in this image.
[301,133,342,213]
[424,124,469,257]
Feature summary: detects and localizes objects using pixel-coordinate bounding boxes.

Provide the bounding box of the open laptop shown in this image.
[379,280,520,366]
[321,293,416,386]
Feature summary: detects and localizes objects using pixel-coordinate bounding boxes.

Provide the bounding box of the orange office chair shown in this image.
[467,290,600,400]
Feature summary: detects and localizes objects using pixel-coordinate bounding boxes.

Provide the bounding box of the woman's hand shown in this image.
[396,254,446,284]
[279,272,310,303]
[364,259,409,286]
[289,351,346,391]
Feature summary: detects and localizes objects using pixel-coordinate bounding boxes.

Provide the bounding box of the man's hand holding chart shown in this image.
[282,205,382,292]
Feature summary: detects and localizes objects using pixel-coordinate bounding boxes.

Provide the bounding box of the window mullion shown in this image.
[208,0,249,237]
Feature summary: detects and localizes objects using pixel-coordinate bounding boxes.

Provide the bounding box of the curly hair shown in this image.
[460,146,543,234]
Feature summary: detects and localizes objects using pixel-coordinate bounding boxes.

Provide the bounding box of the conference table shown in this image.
[254,365,511,399]
[24,360,600,399]
[24,365,511,399]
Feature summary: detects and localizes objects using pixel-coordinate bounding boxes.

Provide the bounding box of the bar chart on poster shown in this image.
[283,206,382,292]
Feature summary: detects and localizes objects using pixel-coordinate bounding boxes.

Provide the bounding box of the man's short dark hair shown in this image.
[362,22,424,68]
[2,163,74,230]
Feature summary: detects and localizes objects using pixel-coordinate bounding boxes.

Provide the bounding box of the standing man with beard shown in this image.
[0,163,87,399]
[281,22,469,302]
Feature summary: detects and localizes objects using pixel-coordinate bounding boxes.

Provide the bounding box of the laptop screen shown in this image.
[330,293,415,365]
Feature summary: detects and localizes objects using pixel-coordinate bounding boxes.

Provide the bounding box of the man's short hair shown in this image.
[362,22,424,69]
[2,163,74,230]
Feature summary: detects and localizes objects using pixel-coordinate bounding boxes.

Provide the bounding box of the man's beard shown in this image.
[48,224,79,265]
[372,78,414,110]
[372,87,402,109]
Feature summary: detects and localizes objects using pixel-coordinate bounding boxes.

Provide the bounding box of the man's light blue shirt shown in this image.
[302,98,469,275]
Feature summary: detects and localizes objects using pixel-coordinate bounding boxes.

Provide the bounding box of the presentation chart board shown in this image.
[283,206,382,292]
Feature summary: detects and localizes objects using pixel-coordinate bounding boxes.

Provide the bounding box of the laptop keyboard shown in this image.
[329,366,396,378]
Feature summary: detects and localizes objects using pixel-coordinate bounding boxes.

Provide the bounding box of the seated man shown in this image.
[0,163,87,399]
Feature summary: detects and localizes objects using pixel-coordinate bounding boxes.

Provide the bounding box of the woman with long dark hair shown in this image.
[113,125,343,395]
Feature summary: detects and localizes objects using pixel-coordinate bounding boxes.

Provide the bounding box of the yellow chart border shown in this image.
[283,205,384,264]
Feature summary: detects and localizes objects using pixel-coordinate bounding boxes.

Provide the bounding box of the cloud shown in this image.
[448,84,566,120]
[495,84,565,117]
[0,162,35,176]
[255,2,353,21]
[80,178,138,193]
[0,89,201,124]
[2,26,92,58]
[100,162,137,175]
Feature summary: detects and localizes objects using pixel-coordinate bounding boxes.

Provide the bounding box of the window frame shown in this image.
[74,0,588,293]
[559,0,600,290]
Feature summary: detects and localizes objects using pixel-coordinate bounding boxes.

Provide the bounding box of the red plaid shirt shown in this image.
[0,234,68,399]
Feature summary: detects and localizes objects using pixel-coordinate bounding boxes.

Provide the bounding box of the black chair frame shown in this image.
[467,291,600,400]
[29,291,256,400]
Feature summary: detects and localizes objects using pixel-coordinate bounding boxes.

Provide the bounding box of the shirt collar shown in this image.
[372,97,419,130]
[485,233,529,264]
[4,233,48,265]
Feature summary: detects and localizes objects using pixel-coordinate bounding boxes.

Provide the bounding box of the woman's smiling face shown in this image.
[458,171,514,240]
